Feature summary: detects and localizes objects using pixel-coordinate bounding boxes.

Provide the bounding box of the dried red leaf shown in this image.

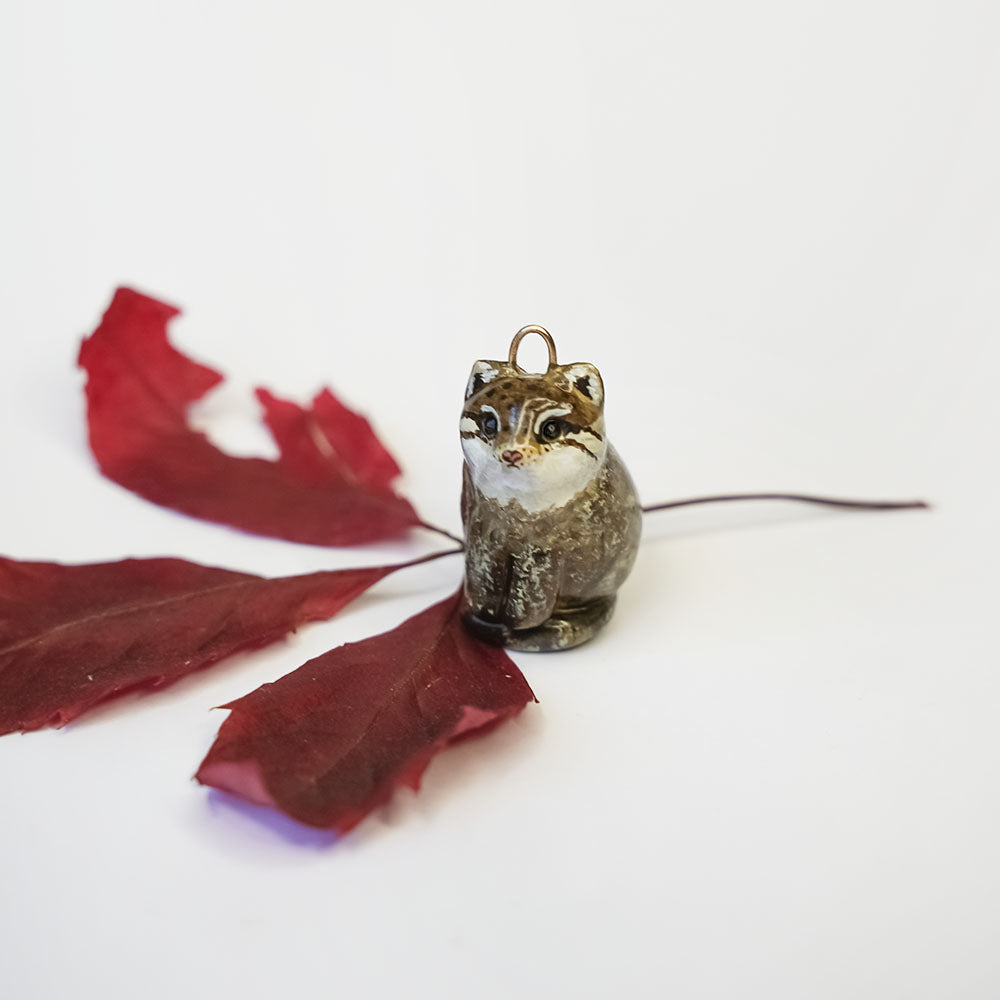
[0,553,429,735]
[78,287,420,545]
[196,590,537,833]
[256,387,402,490]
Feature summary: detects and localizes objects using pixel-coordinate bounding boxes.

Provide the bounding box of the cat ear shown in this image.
[563,363,604,407]
[465,360,502,400]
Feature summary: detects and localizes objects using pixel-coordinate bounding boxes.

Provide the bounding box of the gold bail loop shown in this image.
[508,325,558,372]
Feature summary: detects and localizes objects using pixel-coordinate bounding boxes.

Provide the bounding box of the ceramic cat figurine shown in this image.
[460,326,642,651]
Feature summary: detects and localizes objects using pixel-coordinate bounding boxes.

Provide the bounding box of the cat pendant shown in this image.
[460,325,642,651]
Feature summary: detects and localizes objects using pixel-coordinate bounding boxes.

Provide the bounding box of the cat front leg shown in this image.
[498,545,560,630]
[462,526,513,641]
[462,536,559,642]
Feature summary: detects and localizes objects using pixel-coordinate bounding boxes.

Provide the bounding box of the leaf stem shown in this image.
[641,492,930,515]
[396,546,465,567]
[413,494,931,551]
[416,521,465,547]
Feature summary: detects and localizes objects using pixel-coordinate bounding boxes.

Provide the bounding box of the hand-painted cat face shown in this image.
[460,358,607,513]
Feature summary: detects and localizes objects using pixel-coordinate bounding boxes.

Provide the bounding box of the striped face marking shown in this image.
[460,360,607,512]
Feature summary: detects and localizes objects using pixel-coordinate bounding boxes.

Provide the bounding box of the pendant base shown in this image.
[462,596,616,652]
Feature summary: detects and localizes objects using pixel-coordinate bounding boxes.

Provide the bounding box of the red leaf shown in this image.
[196,590,537,833]
[256,387,402,490]
[78,287,421,545]
[0,553,435,735]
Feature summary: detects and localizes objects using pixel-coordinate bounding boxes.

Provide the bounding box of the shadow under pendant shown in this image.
[460,325,642,651]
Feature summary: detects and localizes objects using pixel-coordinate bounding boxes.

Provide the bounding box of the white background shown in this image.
[1,2,997,997]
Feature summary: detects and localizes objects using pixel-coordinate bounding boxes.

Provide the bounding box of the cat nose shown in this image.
[501,450,523,467]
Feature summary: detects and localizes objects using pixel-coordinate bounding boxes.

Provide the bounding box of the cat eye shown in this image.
[480,413,499,437]
[540,418,562,441]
